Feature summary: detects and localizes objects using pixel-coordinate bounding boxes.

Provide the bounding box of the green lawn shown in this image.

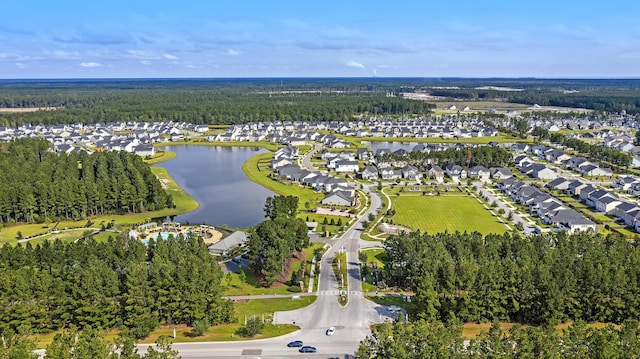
[142,149,177,165]
[361,248,388,268]
[391,195,508,235]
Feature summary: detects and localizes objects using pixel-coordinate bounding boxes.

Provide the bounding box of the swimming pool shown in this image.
[151,232,170,240]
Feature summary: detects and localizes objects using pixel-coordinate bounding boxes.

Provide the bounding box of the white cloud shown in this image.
[140,60,151,65]
[345,60,364,69]
[80,62,102,67]
[163,54,178,60]
[15,62,26,69]
[224,49,240,56]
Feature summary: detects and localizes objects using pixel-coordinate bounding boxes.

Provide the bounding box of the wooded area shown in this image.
[0,80,435,127]
[0,234,233,338]
[357,319,640,358]
[248,196,310,285]
[0,138,173,224]
[383,231,640,325]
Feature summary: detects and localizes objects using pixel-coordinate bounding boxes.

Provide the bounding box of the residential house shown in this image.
[335,160,359,173]
[381,168,402,180]
[595,195,621,214]
[401,165,423,180]
[320,190,355,206]
[547,209,596,234]
[546,177,571,191]
[490,167,513,180]
[468,165,490,180]
[361,166,379,181]
[427,165,445,183]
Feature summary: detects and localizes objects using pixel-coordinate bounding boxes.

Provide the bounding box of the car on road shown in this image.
[287,340,303,348]
[326,326,336,336]
[299,346,317,353]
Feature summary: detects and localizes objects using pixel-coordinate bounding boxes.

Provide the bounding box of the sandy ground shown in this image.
[0,107,58,112]
[202,229,223,244]
[314,207,353,217]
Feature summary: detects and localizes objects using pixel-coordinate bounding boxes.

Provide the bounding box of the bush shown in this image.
[237,318,264,337]
[190,318,210,337]
[287,285,302,292]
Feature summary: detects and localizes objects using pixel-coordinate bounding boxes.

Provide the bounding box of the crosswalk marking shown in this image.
[317,290,362,296]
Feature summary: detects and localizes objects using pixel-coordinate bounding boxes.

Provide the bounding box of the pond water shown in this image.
[154,145,274,228]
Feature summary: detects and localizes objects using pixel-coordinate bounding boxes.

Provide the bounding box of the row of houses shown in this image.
[360,163,512,183]
[270,147,357,207]
[548,177,640,232]
[498,178,596,234]
[512,143,614,177]
[0,120,210,156]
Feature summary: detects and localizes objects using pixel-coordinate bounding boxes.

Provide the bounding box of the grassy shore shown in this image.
[156,139,281,151]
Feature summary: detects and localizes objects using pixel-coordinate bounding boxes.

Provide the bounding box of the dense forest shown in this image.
[0,79,435,127]
[357,319,640,358]
[248,196,310,285]
[0,234,233,338]
[383,231,640,325]
[0,138,173,224]
[379,146,513,169]
[3,78,640,128]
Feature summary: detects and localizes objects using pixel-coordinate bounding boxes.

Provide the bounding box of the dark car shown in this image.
[299,346,317,353]
[287,340,303,348]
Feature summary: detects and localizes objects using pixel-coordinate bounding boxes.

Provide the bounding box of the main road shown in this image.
[158,146,389,358]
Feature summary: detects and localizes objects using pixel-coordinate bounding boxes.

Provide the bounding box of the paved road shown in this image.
[302,143,322,173]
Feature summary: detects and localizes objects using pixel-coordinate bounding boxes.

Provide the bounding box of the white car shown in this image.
[326,326,336,336]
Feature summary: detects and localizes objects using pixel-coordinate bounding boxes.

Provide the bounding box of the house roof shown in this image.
[208,231,248,253]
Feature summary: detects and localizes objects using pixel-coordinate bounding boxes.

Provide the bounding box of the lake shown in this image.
[154,145,274,228]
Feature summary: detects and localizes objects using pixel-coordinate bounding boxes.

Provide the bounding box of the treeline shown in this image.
[0,86,435,127]
[510,90,640,113]
[0,138,173,224]
[357,319,640,358]
[384,231,640,325]
[248,196,310,285]
[380,146,512,169]
[0,235,233,338]
[532,127,632,167]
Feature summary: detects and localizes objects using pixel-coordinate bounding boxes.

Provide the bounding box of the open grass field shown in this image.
[391,195,508,235]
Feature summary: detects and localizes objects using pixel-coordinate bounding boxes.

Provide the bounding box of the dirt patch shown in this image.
[158,178,170,189]
[378,223,412,235]
[275,251,307,285]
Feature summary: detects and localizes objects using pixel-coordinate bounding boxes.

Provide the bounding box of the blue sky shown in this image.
[1,1,638,78]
